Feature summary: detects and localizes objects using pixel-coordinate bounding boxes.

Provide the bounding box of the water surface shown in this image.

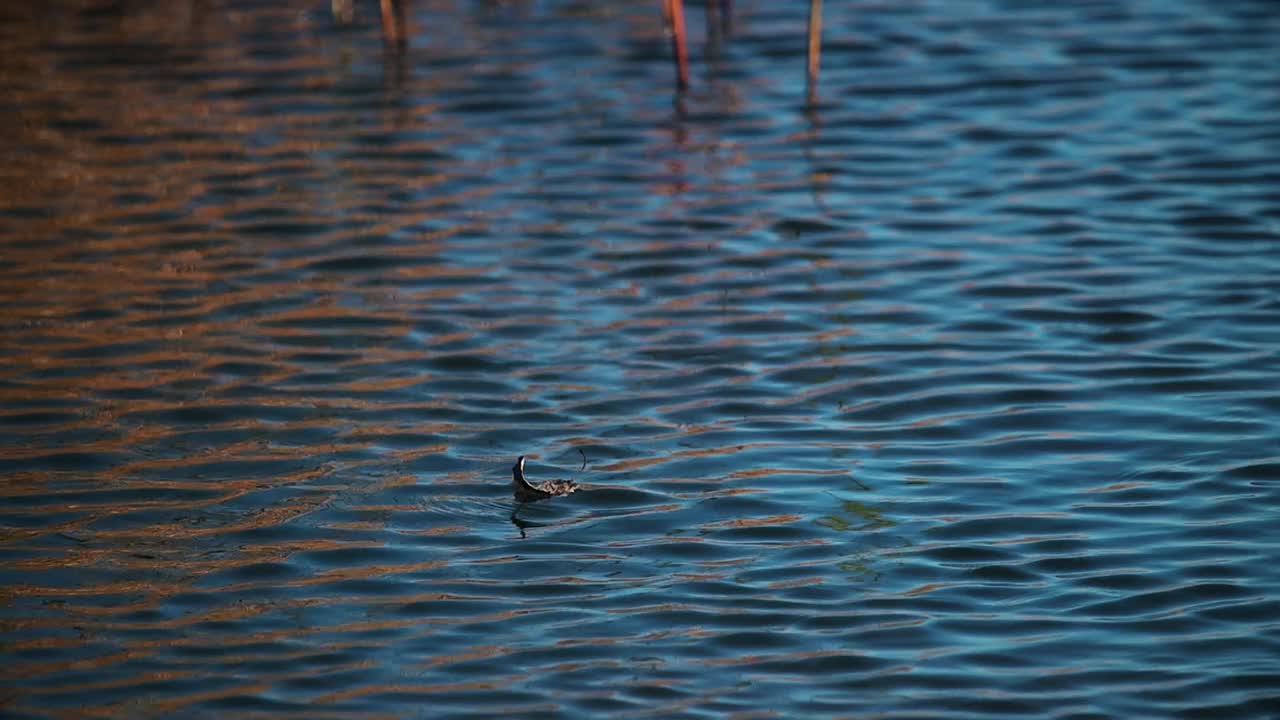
[2,0,1279,717]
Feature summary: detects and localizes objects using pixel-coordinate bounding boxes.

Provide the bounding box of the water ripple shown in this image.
[2,0,1279,718]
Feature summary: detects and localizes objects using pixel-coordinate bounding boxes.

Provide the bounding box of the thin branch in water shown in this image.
[666,0,690,90]
[806,0,823,104]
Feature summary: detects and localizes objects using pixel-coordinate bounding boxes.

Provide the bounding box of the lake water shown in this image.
[2,0,1278,717]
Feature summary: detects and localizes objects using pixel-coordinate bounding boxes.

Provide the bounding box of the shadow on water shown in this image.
[508,504,543,539]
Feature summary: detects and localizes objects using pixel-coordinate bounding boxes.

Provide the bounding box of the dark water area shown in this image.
[2,0,1279,717]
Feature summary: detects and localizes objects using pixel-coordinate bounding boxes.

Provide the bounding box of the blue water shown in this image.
[1,0,1278,717]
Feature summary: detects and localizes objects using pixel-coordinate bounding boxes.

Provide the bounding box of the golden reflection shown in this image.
[766,576,825,590]
[0,1,889,714]
[699,514,803,530]
[315,679,516,706]
[7,648,139,683]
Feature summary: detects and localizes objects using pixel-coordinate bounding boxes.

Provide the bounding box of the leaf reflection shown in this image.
[817,498,900,583]
[816,499,895,533]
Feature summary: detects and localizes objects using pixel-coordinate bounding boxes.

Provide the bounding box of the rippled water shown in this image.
[3,0,1279,717]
